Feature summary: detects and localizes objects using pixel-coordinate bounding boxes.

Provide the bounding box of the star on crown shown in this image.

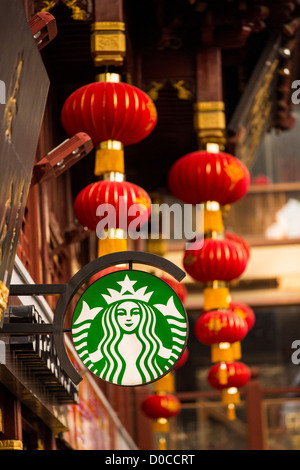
[102,274,153,304]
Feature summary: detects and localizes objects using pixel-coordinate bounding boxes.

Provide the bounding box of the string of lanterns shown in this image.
[168,147,255,420]
[141,372,182,451]
[140,275,188,449]
[61,74,157,256]
[59,11,257,440]
[59,20,184,452]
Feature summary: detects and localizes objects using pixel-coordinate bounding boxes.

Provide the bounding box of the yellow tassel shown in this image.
[218,362,228,385]
[221,388,240,405]
[204,204,224,234]
[211,343,234,363]
[98,234,127,257]
[203,285,230,311]
[154,373,174,393]
[94,141,124,176]
[227,403,236,421]
[232,341,242,360]
[146,236,167,256]
[158,437,167,450]
[153,418,169,433]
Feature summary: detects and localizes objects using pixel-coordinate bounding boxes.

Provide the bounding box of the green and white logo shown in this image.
[71,270,188,386]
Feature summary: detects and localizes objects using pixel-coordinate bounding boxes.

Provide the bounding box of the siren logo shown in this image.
[0,80,5,104]
[72,270,188,386]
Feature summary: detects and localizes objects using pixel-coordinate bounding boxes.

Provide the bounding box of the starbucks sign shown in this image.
[72,269,188,386]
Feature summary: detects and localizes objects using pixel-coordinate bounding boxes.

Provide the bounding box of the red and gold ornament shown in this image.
[61,81,157,147]
[207,361,251,420]
[230,301,255,332]
[74,179,151,232]
[168,150,250,206]
[194,308,248,363]
[183,237,248,284]
[61,80,157,177]
[141,393,181,420]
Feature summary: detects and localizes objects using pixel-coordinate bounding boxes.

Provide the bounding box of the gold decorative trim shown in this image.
[64,0,88,20]
[172,80,192,100]
[37,0,92,20]
[0,440,23,450]
[96,73,121,83]
[91,22,125,32]
[0,281,9,324]
[38,0,58,12]
[194,104,226,130]
[194,101,226,150]
[194,101,225,112]
[4,55,24,143]
[146,81,164,101]
[91,22,126,67]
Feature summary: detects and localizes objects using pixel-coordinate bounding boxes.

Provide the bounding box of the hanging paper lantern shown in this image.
[207,361,251,420]
[160,276,187,303]
[74,180,151,232]
[168,150,250,206]
[183,237,248,283]
[225,231,250,261]
[61,81,157,147]
[207,361,251,390]
[230,301,255,331]
[89,266,125,285]
[141,393,181,419]
[194,309,248,346]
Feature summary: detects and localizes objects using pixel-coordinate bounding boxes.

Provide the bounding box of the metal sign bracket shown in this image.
[0,251,186,385]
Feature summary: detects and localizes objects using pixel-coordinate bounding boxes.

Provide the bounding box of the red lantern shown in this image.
[141,393,181,419]
[89,266,125,285]
[207,361,250,390]
[225,231,250,261]
[183,237,248,283]
[168,150,250,205]
[160,276,187,303]
[74,180,151,232]
[194,309,248,346]
[230,301,255,331]
[61,81,157,146]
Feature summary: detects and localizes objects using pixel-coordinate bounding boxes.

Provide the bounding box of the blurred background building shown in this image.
[1,0,300,450]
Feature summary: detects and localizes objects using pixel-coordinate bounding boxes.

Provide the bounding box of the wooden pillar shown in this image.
[194,48,226,150]
[245,368,266,450]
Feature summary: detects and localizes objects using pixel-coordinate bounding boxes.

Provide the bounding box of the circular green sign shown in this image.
[72,269,188,386]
